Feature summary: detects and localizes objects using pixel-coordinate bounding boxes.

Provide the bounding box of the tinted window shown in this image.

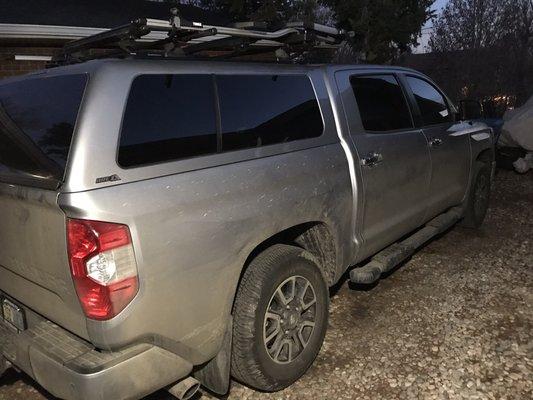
[217,75,323,151]
[350,75,413,132]
[0,74,87,188]
[406,76,452,125]
[119,75,217,167]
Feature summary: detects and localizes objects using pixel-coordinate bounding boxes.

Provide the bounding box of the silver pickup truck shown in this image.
[0,59,494,400]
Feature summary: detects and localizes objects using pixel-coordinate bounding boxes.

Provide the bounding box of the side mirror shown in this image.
[458,99,483,121]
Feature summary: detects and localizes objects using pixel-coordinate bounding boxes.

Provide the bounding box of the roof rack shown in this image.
[52,8,353,65]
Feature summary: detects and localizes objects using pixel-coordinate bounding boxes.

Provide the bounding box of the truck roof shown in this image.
[0,57,421,85]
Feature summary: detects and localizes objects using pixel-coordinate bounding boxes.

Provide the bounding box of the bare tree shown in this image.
[502,0,533,104]
[430,0,508,51]
[429,0,533,106]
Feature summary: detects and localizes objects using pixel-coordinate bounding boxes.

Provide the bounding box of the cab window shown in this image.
[350,75,413,132]
[406,76,452,126]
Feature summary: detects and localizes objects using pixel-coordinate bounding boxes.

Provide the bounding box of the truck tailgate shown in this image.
[0,184,88,338]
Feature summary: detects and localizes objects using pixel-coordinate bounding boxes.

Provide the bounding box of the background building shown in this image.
[0,0,227,78]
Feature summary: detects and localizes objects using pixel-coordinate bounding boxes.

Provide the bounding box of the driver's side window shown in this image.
[405,76,453,126]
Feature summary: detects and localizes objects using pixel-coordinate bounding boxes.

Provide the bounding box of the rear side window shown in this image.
[350,75,413,132]
[119,74,323,167]
[406,76,452,126]
[0,74,87,189]
[118,75,218,167]
[217,75,323,151]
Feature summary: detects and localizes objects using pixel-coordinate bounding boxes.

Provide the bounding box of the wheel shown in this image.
[460,161,491,228]
[231,244,329,391]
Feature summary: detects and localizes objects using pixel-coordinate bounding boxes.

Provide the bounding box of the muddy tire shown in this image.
[231,244,328,391]
[0,357,9,377]
[461,161,491,228]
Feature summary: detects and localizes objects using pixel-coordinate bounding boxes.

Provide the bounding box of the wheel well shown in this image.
[242,222,338,287]
[476,148,495,165]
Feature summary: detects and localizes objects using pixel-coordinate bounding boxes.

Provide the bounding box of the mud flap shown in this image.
[194,317,232,395]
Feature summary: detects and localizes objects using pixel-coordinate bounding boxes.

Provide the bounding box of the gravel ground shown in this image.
[1,169,532,400]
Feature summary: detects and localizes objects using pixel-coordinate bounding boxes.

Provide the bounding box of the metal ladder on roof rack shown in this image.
[53,7,353,65]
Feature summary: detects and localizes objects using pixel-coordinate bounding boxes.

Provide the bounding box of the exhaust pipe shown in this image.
[168,377,201,400]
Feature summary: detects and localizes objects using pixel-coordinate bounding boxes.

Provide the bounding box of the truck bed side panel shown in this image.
[59,144,352,364]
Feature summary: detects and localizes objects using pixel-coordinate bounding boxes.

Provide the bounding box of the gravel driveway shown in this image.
[1,169,532,400]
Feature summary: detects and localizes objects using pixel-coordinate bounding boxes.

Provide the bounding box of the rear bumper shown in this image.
[0,314,192,400]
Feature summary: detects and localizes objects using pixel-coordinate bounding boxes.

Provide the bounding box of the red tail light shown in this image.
[67,219,139,320]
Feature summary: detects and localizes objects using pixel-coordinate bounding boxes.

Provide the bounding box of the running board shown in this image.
[350,207,463,285]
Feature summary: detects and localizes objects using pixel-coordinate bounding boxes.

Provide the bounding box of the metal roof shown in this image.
[0,23,168,42]
[0,0,228,42]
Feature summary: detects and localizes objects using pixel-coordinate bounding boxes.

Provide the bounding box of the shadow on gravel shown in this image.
[0,369,54,399]
[144,389,205,400]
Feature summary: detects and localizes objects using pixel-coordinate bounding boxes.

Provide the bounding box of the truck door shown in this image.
[401,75,471,220]
[335,71,432,257]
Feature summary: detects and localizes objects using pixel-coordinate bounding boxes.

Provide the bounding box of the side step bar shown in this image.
[350,207,463,284]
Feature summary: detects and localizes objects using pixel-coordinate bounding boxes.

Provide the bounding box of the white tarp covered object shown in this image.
[513,152,533,173]
[500,95,533,151]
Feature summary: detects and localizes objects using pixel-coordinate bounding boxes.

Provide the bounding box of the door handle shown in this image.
[429,138,443,148]
[360,152,383,167]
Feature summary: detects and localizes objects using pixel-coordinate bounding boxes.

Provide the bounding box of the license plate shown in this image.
[1,298,26,331]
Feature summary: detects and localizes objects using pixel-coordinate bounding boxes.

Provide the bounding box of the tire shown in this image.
[231,244,329,392]
[0,357,8,377]
[460,161,491,228]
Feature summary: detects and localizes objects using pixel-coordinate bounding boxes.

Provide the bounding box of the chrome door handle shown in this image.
[429,138,443,147]
[360,152,383,167]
